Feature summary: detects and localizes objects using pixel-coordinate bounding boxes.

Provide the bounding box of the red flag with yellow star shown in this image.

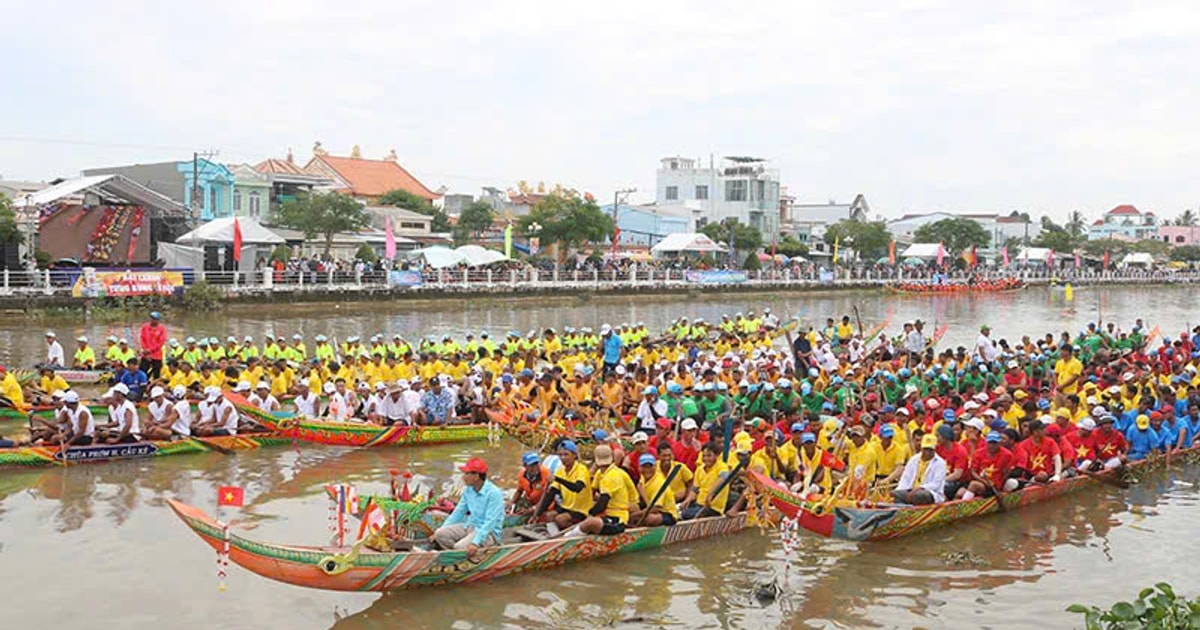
[217,486,244,507]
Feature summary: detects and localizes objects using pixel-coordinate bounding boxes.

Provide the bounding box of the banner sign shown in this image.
[72,269,185,298]
[818,270,835,284]
[388,270,424,288]
[684,270,748,285]
[55,442,159,462]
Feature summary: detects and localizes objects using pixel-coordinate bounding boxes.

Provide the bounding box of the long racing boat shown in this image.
[0,433,292,468]
[168,499,747,592]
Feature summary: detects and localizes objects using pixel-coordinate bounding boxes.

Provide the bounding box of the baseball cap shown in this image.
[459,457,488,474]
[521,452,540,466]
[631,431,649,444]
[592,429,609,441]
[638,454,657,467]
[920,434,937,449]
[593,444,615,466]
[985,432,1002,443]
[559,439,579,454]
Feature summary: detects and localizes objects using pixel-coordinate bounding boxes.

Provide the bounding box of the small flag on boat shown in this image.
[358,498,387,539]
[217,486,244,507]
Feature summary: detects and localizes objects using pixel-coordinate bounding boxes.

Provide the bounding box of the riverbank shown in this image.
[3,271,1196,315]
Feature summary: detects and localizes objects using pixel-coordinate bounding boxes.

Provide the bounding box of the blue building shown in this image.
[602,203,693,247]
[84,158,236,221]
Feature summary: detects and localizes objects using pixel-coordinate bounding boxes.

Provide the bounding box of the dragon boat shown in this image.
[168,498,747,592]
[885,279,1027,295]
[749,446,1199,542]
[0,433,292,468]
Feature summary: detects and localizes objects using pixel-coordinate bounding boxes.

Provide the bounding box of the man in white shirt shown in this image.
[64,391,95,446]
[142,386,176,440]
[975,325,999,362]
[377,386,410,425]
[904,320,927,355]
[292,379,319,418]
[325,381,351,422]
[634,386,668,434]
[401,379,423,424]
[103,383,141,444]
[45,331,65,367]
[248,382,280,413]
[893,434,947,505]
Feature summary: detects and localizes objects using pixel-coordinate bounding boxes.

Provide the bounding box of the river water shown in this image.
[4,285,1200,629]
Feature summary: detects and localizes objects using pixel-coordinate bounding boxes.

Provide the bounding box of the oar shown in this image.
[193,436,237,455]
[633,462,684,528]
[704,456,750,512]
[1080,467,1131,490]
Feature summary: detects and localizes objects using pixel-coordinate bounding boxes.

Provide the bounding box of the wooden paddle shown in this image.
[633,461,683,528]
[1080,466,1131,490]
[704,456,749,512]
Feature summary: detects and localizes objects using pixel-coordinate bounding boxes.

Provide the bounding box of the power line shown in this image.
[0,135,200,152]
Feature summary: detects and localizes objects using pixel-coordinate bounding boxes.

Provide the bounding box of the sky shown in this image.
[2,1,1198,222]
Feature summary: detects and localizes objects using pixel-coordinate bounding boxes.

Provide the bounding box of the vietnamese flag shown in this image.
[217,485,244,507]
[232,218,244,262]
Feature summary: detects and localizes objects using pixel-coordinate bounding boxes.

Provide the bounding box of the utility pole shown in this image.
[612,187,636,254]
[191,149,219,226]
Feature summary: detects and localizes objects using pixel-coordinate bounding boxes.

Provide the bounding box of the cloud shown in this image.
[2,0,1199,221]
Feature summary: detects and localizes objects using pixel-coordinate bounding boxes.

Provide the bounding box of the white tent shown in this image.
[1121,252,1155,267]
[1016,247,1052,263]
[899,243,943,258]
[176,217,285,245]
[454,245,509,267]
[409,246,467,269]
[650,233,727,256]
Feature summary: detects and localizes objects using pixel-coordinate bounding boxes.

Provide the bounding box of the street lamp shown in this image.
[22,194,38,272]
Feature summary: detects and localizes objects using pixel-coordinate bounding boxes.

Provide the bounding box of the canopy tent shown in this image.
[899,243,943,259]
[650,233,727,257]
[176,217,284,245]
[1016,247,1052,263]
[25,174,189,217]
[454,244,509,267]
[1120,252,1155,267]
[408,246,467,269]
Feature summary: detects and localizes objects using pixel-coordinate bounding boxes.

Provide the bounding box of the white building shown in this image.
[782,194,870,244]
[655,155,781,236]
[886,212,1039,254]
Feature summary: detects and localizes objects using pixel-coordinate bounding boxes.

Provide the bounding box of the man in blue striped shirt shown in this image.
[433,457,504,558]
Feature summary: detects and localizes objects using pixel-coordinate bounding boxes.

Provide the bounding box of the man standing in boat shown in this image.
[432,457,503,558]
[139,311,167,380]
[599,324,623,377]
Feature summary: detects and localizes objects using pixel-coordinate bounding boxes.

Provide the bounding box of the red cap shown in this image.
[655,417,672,429]
[0,365,6,372]
[865,392,879,402]
[459,457,488,474]
[1045,424,1062,438]
[1150,411,1163,421]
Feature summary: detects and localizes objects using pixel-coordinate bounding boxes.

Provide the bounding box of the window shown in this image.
[665,185,678,201]
[248,191,262,218]
[400,221,424,230]
[695,185,708,200]
[1177,236,1186,243]
[725,180,747,202]
[210,187,219,214]
[233,191,242,212]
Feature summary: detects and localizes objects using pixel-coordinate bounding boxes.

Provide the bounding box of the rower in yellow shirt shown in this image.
[39,367,70,397]
[0,366,27,411]
[73,336,97,369]
[634,453,681,526]
[579,445,636,534]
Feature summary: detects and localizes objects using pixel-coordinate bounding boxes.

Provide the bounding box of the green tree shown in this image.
[1173,209,1197,226]
[455,201,495,240]
[379,188,451,232]
[1130,239,1171,257]
[822,219,891,260]
[275,191,373,257]
[699,218,763,253]
[912,217,990,254]
[1033,216,1083,252]
[1170,244,1200,261]
[354,244,379,263]
[516,192,614,252]
[775,233,809,258]
[1002,236,1023,258]
[1065,210,1087,238]
[0,193,20,243]
[1080,239,1129,259]
[742,251,761,271]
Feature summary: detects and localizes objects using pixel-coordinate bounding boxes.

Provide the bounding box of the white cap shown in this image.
[64,391,80,403]
[234,381,251,392]
[51,390,67,400]
[255,381,269,390]
[681,418,698,430]
[396,379,410,389]
[965,418,985,431]
[76,336,88,343]
[111,383,130,395]
[322,382,336,393]
[149,386,165,398]
[631,431,649,443]
[963,401,980,411]
[204,385,221,400]
[1092,405,1108,417]
[45,331,56,337]
[600,324,612,334]
[1078,417,1097,431]
[172,385,188,398]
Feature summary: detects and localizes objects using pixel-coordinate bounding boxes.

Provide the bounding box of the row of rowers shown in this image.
[55,315,783,370]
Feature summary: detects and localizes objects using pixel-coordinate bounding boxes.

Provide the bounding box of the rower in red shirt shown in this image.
[1018,420,1063,483]
[934,424,969,497]
[958,432,1015,500]
[1088,414,1128,470]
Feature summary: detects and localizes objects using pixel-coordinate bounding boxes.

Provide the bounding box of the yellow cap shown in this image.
[920,434,937,449]
[1136,414,1150,430]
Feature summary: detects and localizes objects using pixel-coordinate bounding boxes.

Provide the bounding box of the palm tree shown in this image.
[1174,209,1197,226]
[1065,210,1086,237]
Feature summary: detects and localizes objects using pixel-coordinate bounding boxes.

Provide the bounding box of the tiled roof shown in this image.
[1108,204,1140,215]
[254,158,307,176]
[307,155,437,200]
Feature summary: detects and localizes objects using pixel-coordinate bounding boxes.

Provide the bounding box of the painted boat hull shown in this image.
[885,282,1027,295]
[0,434,292,468]
[168,499,747,592]
[750,447,1199,542]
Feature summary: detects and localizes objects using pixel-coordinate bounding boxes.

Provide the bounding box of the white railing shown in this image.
[3,266,1198,297]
